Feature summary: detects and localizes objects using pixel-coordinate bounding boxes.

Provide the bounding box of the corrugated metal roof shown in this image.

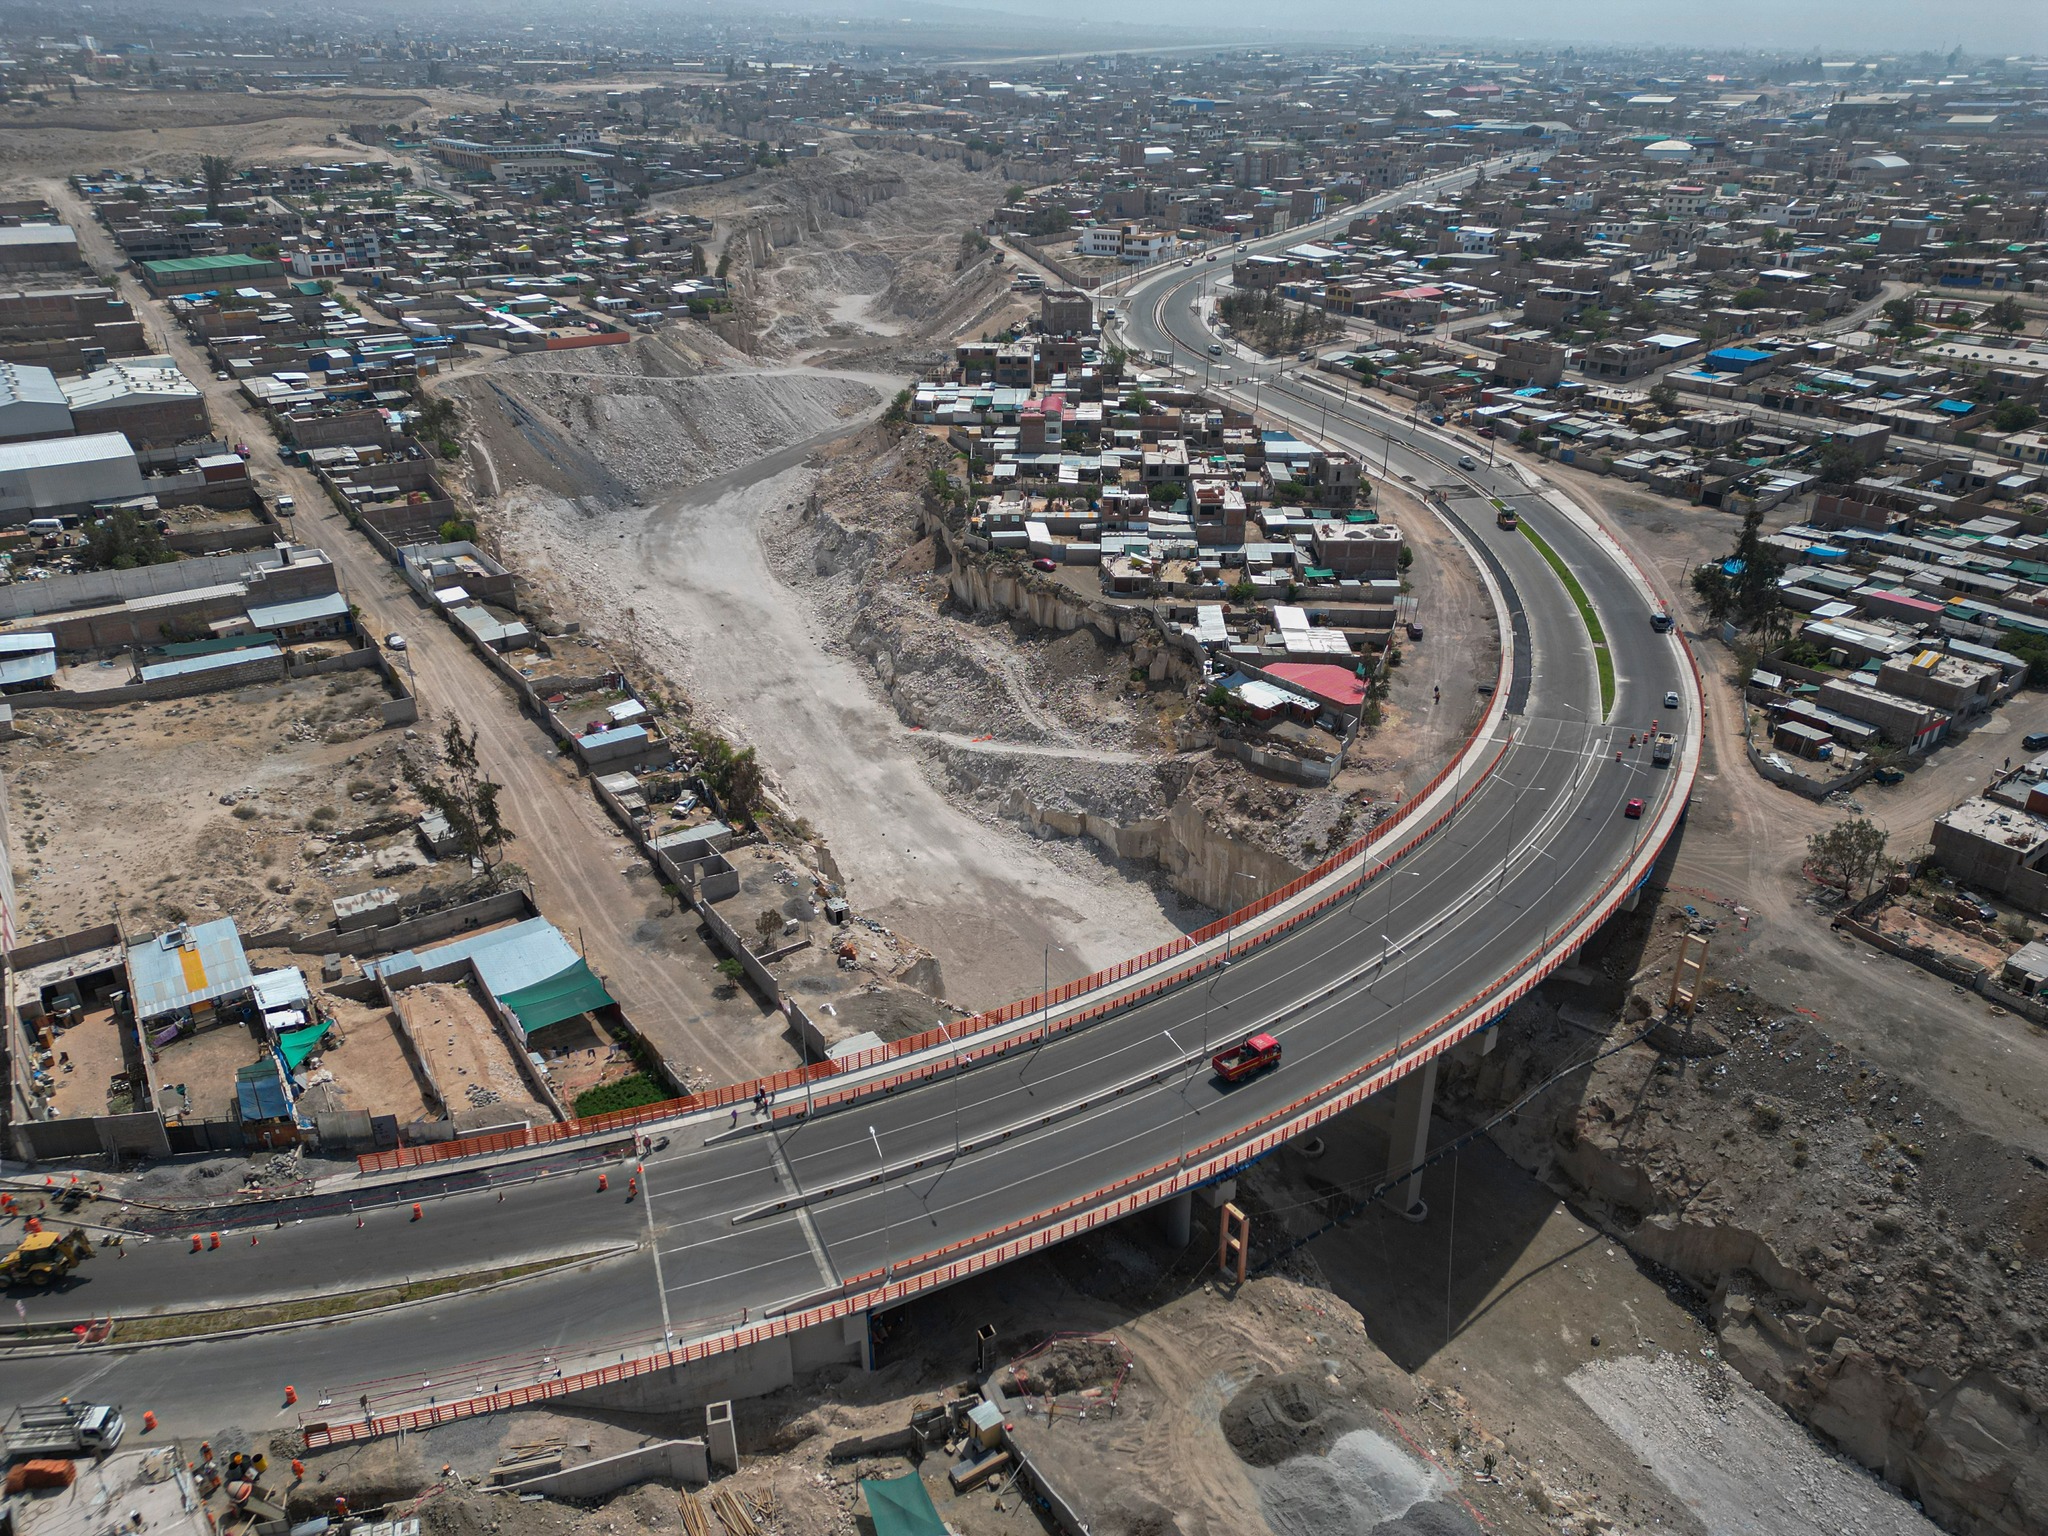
[0,431,136,472]
[245,591,349,630]
[371,917,582,1001]
[0,652,57,688]
[128,918,254,1020]
[137,644,281,682]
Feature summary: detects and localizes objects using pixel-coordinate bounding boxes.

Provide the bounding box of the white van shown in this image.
[25,518,64,536]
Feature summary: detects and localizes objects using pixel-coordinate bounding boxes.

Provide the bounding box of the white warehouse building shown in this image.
[0,432,145,522]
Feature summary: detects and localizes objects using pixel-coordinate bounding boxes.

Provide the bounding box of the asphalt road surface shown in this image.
[3,153,1703,1435]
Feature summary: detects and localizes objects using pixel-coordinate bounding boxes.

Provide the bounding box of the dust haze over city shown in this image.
[0,2,2042,1535]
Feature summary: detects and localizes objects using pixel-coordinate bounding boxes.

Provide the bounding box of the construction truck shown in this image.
[1652,733,1675,766]
[4,1402,126,1460]
[0,1227,93,1287]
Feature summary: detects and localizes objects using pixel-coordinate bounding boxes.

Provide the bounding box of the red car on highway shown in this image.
[1624,797,1645,819]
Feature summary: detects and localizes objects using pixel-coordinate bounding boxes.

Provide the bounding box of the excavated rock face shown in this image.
[1441,939,2048,1536]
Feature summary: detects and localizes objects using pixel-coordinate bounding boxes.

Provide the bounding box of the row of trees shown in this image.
[1216,289,1340,356]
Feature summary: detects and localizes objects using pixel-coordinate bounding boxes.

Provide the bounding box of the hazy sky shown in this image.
[916,0,2042,56]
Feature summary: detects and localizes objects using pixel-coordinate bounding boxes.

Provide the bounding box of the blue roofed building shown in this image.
[126,917,255,1027]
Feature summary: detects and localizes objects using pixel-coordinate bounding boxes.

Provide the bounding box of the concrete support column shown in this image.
[705,1400,737,1475]
[1160,1189,1192,1247]
[1385,1057,1438,1220]
[855,1309,875,1372]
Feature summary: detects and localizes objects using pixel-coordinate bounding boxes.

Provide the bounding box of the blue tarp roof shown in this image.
[237,1075,292,1120]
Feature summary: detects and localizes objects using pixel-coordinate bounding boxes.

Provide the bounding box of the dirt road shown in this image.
[45,182,784,1086]
[1525,450,2048,1156]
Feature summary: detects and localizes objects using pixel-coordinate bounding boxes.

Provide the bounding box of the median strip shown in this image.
[6,1252,603,1349]
[1519,521,1615,718]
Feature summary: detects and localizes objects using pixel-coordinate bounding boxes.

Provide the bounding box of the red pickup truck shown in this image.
[1211,1032,1282,1083]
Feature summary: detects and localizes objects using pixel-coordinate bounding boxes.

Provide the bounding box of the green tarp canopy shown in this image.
[497,959,615,1035]
[277,1020,331,1073]
[859,1474,947,1536]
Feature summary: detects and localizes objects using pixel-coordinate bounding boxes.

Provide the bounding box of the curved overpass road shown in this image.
[2,156,1700,1438]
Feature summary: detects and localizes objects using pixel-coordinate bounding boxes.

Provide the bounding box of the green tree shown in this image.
[1986,295,2026,335]
[1648,380,1681,414]
[690,729,763,823]
[1991,399,2039,433]
[80,508,174,571]
[1148,479,1184,505]
[1814,438,1868,487]
[1731,287,1769,310]
[1692,504,1783,634]
[1999,630,2048,688]
[402,722,516,882]
[198,153,235,219]
[1880,296,1923,340]
[1806,817,1890,896]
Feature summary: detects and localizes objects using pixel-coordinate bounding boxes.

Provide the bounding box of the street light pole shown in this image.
[935,1018,961,1158]
[1040,941,1065,1037]
[868,1125,893,1278]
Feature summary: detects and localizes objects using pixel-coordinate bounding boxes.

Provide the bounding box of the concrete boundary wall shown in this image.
[499,1439,709,1497]
[0,548,284,622]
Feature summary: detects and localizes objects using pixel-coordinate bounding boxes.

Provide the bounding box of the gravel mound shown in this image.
[1371,1501,1481,1536]
[1220,1371,1366,1467]
[1257,1427,1449,1536]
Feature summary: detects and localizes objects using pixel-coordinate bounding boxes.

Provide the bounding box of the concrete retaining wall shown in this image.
[500,1439,709,1498]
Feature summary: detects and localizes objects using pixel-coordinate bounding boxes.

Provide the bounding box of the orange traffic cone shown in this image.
[283,1386,298,1406]
[597,1173,608,1192]
[142,1411,157,1433]
[208,1232,220,1250]
[411,1203,423,1221]
[190,1235,203,1252]
[290,1460,304,1481]
[250,1234,259,1246]
[627,1178,637,1199]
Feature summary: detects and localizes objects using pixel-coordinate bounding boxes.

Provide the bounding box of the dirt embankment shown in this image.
[1439,897,2048,1536]
[676,150,1020,360]
[764,428,1455,915]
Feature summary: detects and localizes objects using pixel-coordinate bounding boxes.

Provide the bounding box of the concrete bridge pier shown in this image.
[1160,1189,1193,1247]
[1385,1057,1438,1221]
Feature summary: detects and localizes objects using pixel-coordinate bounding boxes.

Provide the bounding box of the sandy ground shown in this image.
[0,675,408,944]
[41,1008,128,1119]
[499,446,1188,1008]
[306,996,435,1127]
[1569,1353,1945,1536]
[395,981,548,1127]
